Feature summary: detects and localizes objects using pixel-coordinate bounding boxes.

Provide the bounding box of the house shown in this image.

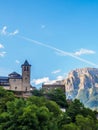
[42,80,65,92]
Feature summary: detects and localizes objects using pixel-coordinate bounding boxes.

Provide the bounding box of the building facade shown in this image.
[42,81,65,92]
[0,60,33,97]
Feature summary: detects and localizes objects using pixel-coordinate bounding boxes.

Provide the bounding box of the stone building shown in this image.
[42,81,65,92]
[0,60,34,97]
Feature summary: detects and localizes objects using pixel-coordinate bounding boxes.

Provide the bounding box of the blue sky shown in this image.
[0,0,98,88]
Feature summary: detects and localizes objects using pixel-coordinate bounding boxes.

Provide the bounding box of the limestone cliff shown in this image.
[63,68,98,110]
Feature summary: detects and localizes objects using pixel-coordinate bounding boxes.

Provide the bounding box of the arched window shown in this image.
[27,67,29,71]
[24,66,26,71]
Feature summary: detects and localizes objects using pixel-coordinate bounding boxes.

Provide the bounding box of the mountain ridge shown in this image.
[63,67,98,110]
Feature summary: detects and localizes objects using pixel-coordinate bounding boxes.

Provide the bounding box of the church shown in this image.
[0,60,34,97]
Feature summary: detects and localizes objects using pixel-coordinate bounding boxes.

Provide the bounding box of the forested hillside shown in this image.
[0,87,98,130]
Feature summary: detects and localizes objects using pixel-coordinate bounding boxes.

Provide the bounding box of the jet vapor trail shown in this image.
[20,36,98,67]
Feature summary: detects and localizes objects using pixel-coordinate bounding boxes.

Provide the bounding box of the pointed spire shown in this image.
[21,60,31,67]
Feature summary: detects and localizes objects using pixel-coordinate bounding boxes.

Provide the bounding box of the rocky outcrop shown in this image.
[63,68,98,110]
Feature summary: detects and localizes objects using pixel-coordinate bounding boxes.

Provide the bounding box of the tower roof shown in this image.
[21,60,31,67]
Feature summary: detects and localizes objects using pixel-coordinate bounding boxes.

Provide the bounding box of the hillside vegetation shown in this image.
[0,87,98,130]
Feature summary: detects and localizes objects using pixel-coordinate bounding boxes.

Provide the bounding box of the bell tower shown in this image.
[21,60,31,92]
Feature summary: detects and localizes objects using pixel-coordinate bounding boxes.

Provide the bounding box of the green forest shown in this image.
[0,87,98,130]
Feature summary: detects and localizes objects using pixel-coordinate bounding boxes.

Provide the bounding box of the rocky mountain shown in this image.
[63,68,98,110]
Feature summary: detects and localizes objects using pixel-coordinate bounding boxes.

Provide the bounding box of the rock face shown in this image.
[63,68,98,110]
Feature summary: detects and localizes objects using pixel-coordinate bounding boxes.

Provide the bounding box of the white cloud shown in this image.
[1,26,7,35]
[21,36,98,67]
[0,43,6,57]
[43,76,64,85]
[0,51,6,57]
[32,75,65,86]
[0,26,19,36]
[31,77,50,85]
[15,60,20,64]
[74,48,95,56]
[9,29,19,36]
[44,80,57,85]
[52,69,61,74]
[0,44,4,49]
[32,77,59,85]
[41,24,46,29]
[55,48,96,57]
[56,75,64,80]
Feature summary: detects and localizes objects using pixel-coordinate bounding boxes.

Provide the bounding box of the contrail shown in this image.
[19,35,98,67]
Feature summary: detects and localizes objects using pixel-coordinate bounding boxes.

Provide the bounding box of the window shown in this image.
[27,67,29,71]
[25,87,27,91]
[25,77,27,80]
[15,86,17,90]
[24,66,26,71]
[24,66,29,71]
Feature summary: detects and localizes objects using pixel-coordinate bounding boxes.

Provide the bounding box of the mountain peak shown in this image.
[64,67,98,110]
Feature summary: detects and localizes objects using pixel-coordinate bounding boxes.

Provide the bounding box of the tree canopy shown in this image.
[0,87,98,130]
